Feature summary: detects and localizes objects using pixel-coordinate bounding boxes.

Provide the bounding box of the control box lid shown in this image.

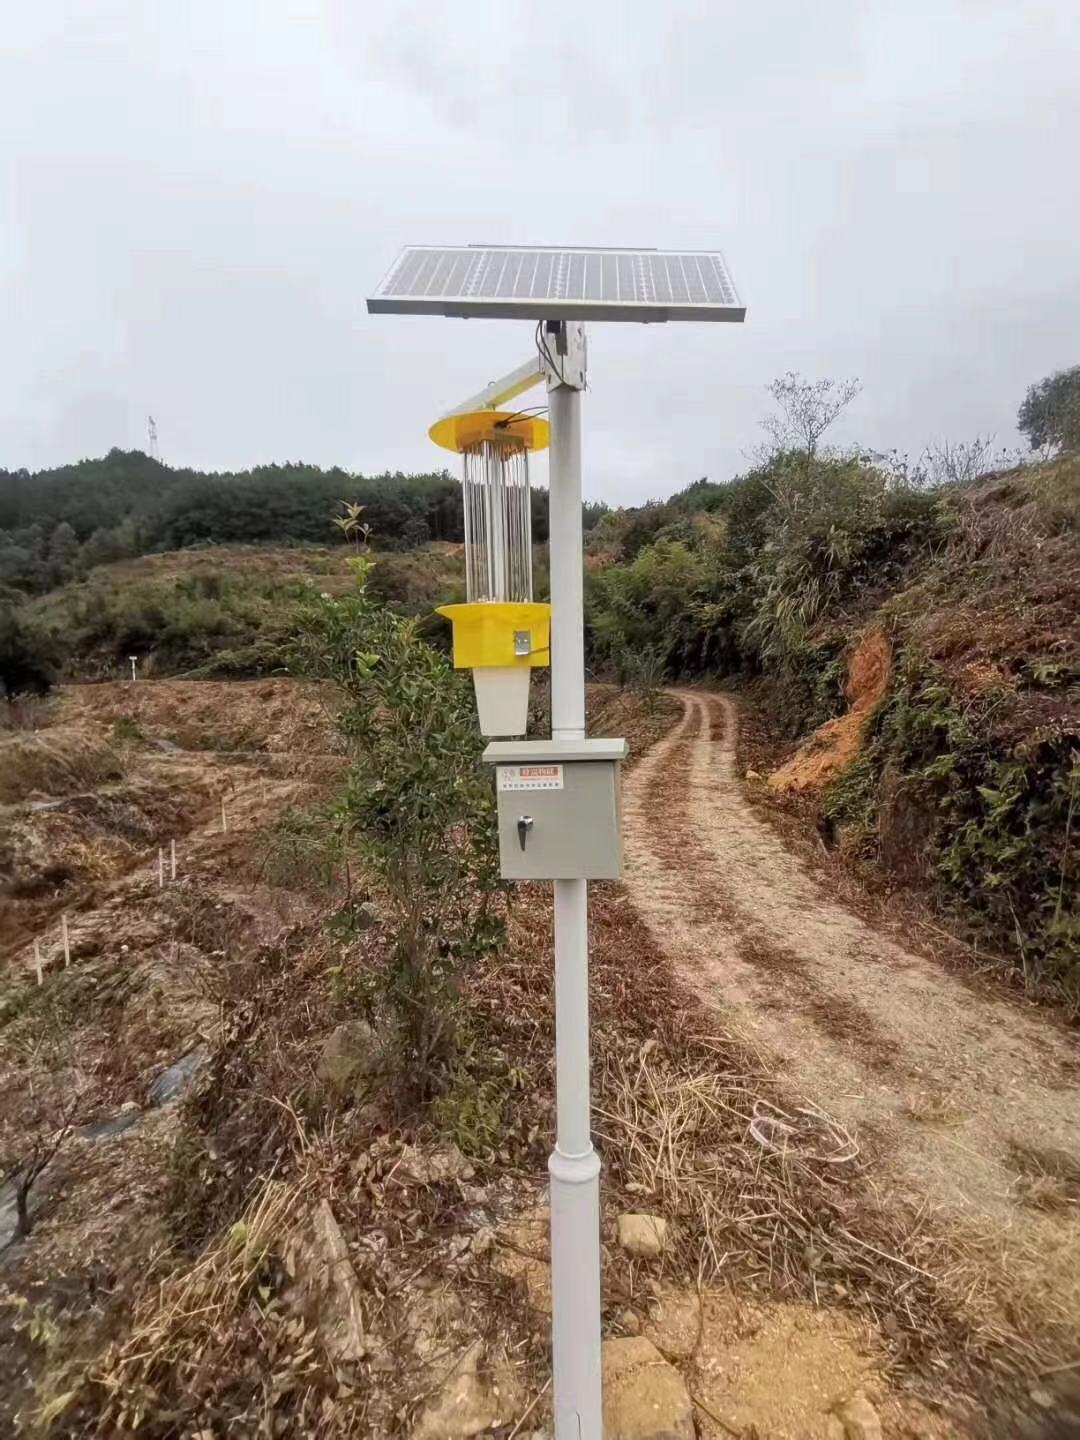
[482,737,628,766]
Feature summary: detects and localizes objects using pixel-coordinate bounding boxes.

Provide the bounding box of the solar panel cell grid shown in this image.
[368,246,745,322]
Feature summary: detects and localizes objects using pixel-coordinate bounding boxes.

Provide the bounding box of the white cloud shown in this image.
[1,0,1077,500]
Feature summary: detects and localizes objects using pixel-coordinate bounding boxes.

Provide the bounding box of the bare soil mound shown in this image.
[768,626,891,794]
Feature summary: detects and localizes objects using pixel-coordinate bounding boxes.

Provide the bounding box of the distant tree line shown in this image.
[0,449,568,595]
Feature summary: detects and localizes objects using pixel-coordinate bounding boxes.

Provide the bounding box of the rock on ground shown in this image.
[602,1336,693,1440]
[317,1020,382,1096]
[616,1213,669,1259]
[396,1141,475,1186]
[644,1287,701,1360]
[836,1392,882,1440]
[287,1199,368,1362]
[493,1206,551,1314]
[411,1340,522,1440]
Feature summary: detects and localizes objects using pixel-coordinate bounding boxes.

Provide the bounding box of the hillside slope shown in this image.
[4,543,465,685]
[588,455,1079,995]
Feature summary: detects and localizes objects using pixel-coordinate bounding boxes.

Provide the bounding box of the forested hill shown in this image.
[0,449,559,594]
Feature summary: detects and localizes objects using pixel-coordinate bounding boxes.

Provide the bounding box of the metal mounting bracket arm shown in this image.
[542,320,587,392]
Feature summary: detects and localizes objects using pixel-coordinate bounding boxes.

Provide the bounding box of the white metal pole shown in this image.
[546,378,602,1440]
[548,386,586,743]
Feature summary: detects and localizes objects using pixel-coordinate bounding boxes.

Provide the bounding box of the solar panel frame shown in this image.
[367,245,745,323]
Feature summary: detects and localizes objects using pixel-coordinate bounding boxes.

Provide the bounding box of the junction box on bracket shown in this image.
[482,737,628,881]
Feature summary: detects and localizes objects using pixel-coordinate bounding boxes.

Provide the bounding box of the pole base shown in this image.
[549,1144,602,1440]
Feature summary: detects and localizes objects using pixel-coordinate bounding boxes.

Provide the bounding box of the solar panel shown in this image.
[367,246,745,323]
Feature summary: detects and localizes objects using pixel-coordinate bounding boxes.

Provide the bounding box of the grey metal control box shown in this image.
[482,737,628,881]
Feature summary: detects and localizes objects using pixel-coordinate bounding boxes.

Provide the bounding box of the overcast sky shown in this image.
[2,2,1077,504]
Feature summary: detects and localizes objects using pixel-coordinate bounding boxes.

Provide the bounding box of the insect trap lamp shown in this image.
[368,246,745,1440]
[431,402,551,737]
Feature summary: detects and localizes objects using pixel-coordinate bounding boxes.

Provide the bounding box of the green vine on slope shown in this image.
[825,660,1079,1000]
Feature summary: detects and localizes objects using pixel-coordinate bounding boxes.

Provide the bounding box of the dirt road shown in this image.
[623,689,1080,1319]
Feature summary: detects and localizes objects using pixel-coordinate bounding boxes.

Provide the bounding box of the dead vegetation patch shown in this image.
[0,767,220,950]
[586,682,684,760]
[1010,1145,1080,1216]
[0,728,125,805]
[53,678,344,756]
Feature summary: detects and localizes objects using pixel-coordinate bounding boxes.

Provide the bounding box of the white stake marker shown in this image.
[158,847,165,888]
[62,913,70,968]
[129,655,138,682]
[221,797,228,833]
[34,939,43,986]
[170,838,177,880]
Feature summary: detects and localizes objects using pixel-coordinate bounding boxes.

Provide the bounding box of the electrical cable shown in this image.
[493,405,549,433]
[535,320,565,386]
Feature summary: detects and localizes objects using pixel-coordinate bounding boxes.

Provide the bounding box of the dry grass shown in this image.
[903,1089,970,1129]
[586,683,683,759]
[0,730,125,804]
[1011,1144,1080,1216]
[594,1043,957,1341]
[53,678,344,757]
[36,1178,321,1436]
[594,1037,1080,1369]
[0,695,51,733]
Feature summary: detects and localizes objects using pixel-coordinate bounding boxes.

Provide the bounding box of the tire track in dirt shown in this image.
[623,689,1080,1299]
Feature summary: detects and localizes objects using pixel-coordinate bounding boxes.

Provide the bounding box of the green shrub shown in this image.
[0,599,58,697]
[293,559,503,1094]
[25,572,313,678]
[586,452,948,738]
[837,663,1079,993]
[822,751,878,835]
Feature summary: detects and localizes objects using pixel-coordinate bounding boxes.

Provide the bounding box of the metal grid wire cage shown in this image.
[461,433,534,603]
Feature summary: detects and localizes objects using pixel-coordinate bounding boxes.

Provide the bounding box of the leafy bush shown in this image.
[293,559,503,1093]
[825,662,1079,997]
[0,598,58,697]
[879,670,1076,985]
[821,750,877,836]
[587,451,947,733]
[588,536,731,678]
[24,572,313,678]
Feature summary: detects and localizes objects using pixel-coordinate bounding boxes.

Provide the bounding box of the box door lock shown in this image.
[517,815,534,851]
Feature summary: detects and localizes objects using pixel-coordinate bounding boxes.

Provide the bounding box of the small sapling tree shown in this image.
[294,559,502,1094]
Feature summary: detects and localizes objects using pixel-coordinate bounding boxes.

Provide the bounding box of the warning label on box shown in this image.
[497,763,564,792]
